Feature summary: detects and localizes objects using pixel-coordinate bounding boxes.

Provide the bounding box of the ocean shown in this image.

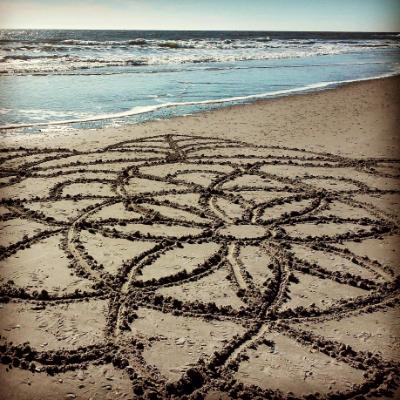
[0,30,399,133]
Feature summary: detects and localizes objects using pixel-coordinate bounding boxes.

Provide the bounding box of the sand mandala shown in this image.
[0,134,399,399]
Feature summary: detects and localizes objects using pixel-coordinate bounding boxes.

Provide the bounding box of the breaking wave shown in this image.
[1,32,399,75]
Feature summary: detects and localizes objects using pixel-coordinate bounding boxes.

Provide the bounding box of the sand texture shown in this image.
[0,77,399,399]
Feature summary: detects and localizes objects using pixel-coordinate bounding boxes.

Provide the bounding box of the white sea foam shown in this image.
[1,37,399,76]
[1,70,399,131]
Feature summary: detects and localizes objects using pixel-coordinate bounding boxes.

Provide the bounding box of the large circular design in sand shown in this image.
[0,134,399,399]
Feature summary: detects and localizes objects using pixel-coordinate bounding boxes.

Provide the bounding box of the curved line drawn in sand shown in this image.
[0,134,399,399]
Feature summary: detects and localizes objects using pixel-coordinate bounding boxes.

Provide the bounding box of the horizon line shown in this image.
[1,28,399,33]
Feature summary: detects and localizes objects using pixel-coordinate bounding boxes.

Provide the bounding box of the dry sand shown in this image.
[0,76,399,399]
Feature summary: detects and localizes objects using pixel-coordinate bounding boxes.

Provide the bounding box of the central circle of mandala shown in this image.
[217,224,268,239]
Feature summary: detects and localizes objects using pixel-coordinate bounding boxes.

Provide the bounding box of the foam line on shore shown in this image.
[1,71,399,131]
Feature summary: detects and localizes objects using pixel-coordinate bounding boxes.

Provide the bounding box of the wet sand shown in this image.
[0,76,399,399]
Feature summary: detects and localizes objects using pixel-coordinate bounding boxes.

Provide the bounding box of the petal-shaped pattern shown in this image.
[135,242,221,284]
[155,264,247,310]
[234,331,365,396]
[0,217,57,248]
[0,233,95,295]
[0,299,109,350]
[297,306,400,363]
[140,202,211,224]
[80,229,158,275]
[25,199,104,223]
[128,307,245,382]
[282,220,378,240]
[103,222,204,239]
[281,271,367,313]
[124,177,188,195]
[0,364,132,400]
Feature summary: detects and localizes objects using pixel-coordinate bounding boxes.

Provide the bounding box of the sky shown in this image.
[0,0,399,32]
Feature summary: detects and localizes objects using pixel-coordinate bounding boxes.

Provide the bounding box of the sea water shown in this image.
[0,30,399,133]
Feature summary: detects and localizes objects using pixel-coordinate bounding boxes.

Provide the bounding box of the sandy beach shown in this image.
[0,76,399,399]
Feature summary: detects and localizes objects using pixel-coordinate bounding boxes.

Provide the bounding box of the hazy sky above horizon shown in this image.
[0,0,399,32]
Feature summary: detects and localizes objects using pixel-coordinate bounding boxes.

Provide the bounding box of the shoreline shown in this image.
[1,74,400,158]
[1,71,399,131]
